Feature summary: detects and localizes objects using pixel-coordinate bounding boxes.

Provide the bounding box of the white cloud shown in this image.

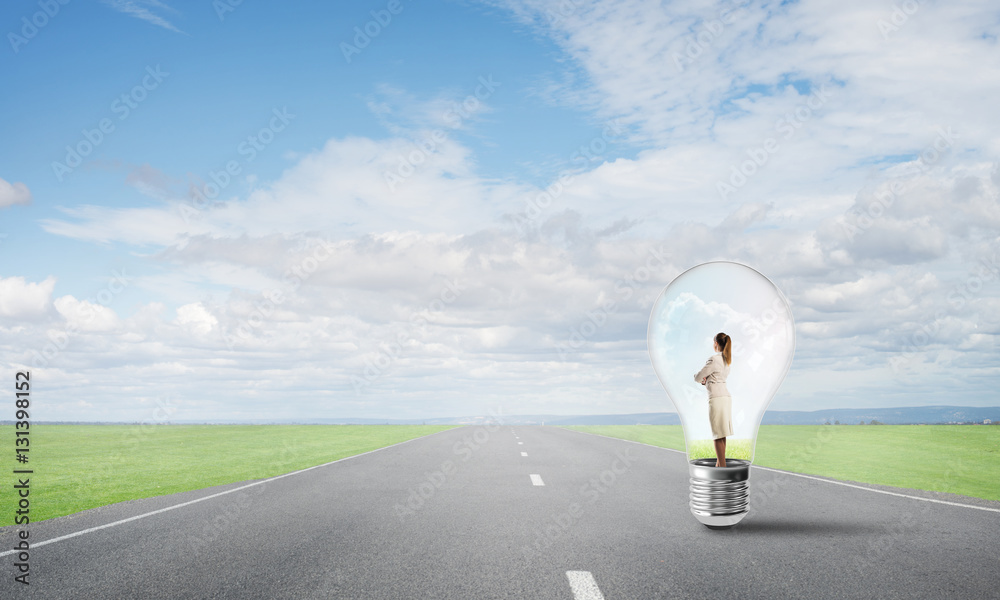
[101,0,183,33]
[0,177,32,208]
[365,80,499,134]
[25,135,1000,419]
[7,1,1000,420]
[493,0,1000,153]
[54,296,124,332]
[39,134,511,245]
[0,276,55,319]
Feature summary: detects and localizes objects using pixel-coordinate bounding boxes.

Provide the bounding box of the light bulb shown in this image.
[647,261,795,528]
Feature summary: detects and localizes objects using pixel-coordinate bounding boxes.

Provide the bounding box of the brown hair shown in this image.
[715,332,732,366]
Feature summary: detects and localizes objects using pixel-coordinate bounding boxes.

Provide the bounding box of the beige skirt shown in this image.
[708,395,734,439]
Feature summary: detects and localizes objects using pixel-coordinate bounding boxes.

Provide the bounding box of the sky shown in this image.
[1,0,998,422]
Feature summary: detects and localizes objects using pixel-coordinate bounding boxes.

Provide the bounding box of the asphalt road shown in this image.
[1,425,998,599]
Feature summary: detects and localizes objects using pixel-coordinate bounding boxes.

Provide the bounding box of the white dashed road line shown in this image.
[530,474,545,486]
[518,441,523,445]
[567,570,605,599]
[521,452,528,457]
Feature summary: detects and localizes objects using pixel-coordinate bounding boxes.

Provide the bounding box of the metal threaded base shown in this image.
[688,458,750,528]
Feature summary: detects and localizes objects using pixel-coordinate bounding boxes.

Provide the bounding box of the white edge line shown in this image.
[560,427,1000,514]
[0,426,461,557]
[750,465,1000,513]
[566,570,605,600]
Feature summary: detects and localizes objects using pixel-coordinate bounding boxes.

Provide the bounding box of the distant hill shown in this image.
[760,406,1000,425]
[12,406,998,426]
[433,406,1000,426]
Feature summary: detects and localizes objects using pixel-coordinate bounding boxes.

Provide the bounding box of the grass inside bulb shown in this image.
[647,261,795,527]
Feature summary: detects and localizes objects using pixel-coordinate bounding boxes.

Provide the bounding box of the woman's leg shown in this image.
[714,437,726,467]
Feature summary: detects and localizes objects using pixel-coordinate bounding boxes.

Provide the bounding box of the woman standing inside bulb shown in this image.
[695,332,733,467]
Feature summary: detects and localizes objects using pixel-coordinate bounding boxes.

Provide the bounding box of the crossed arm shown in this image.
[694,357,714,386]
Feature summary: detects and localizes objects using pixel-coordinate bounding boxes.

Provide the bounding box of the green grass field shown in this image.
[0,424,456,527]
[563,425,1000,501]
[4,423,997,527]
[687,438,753,460]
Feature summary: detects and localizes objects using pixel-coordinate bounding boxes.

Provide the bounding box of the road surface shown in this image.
[1,425,998,599]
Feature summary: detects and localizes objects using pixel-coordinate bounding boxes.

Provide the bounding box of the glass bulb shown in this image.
[647,260,795,527]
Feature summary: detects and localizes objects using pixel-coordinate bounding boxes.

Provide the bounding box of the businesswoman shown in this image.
[694,332,733,467]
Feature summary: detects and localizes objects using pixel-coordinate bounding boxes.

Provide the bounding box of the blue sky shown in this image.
[1,0,999,422]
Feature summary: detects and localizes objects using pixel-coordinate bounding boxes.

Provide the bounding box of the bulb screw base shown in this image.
[688,458,750,528]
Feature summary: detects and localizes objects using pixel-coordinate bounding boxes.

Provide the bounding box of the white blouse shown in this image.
[694,352,731,399]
